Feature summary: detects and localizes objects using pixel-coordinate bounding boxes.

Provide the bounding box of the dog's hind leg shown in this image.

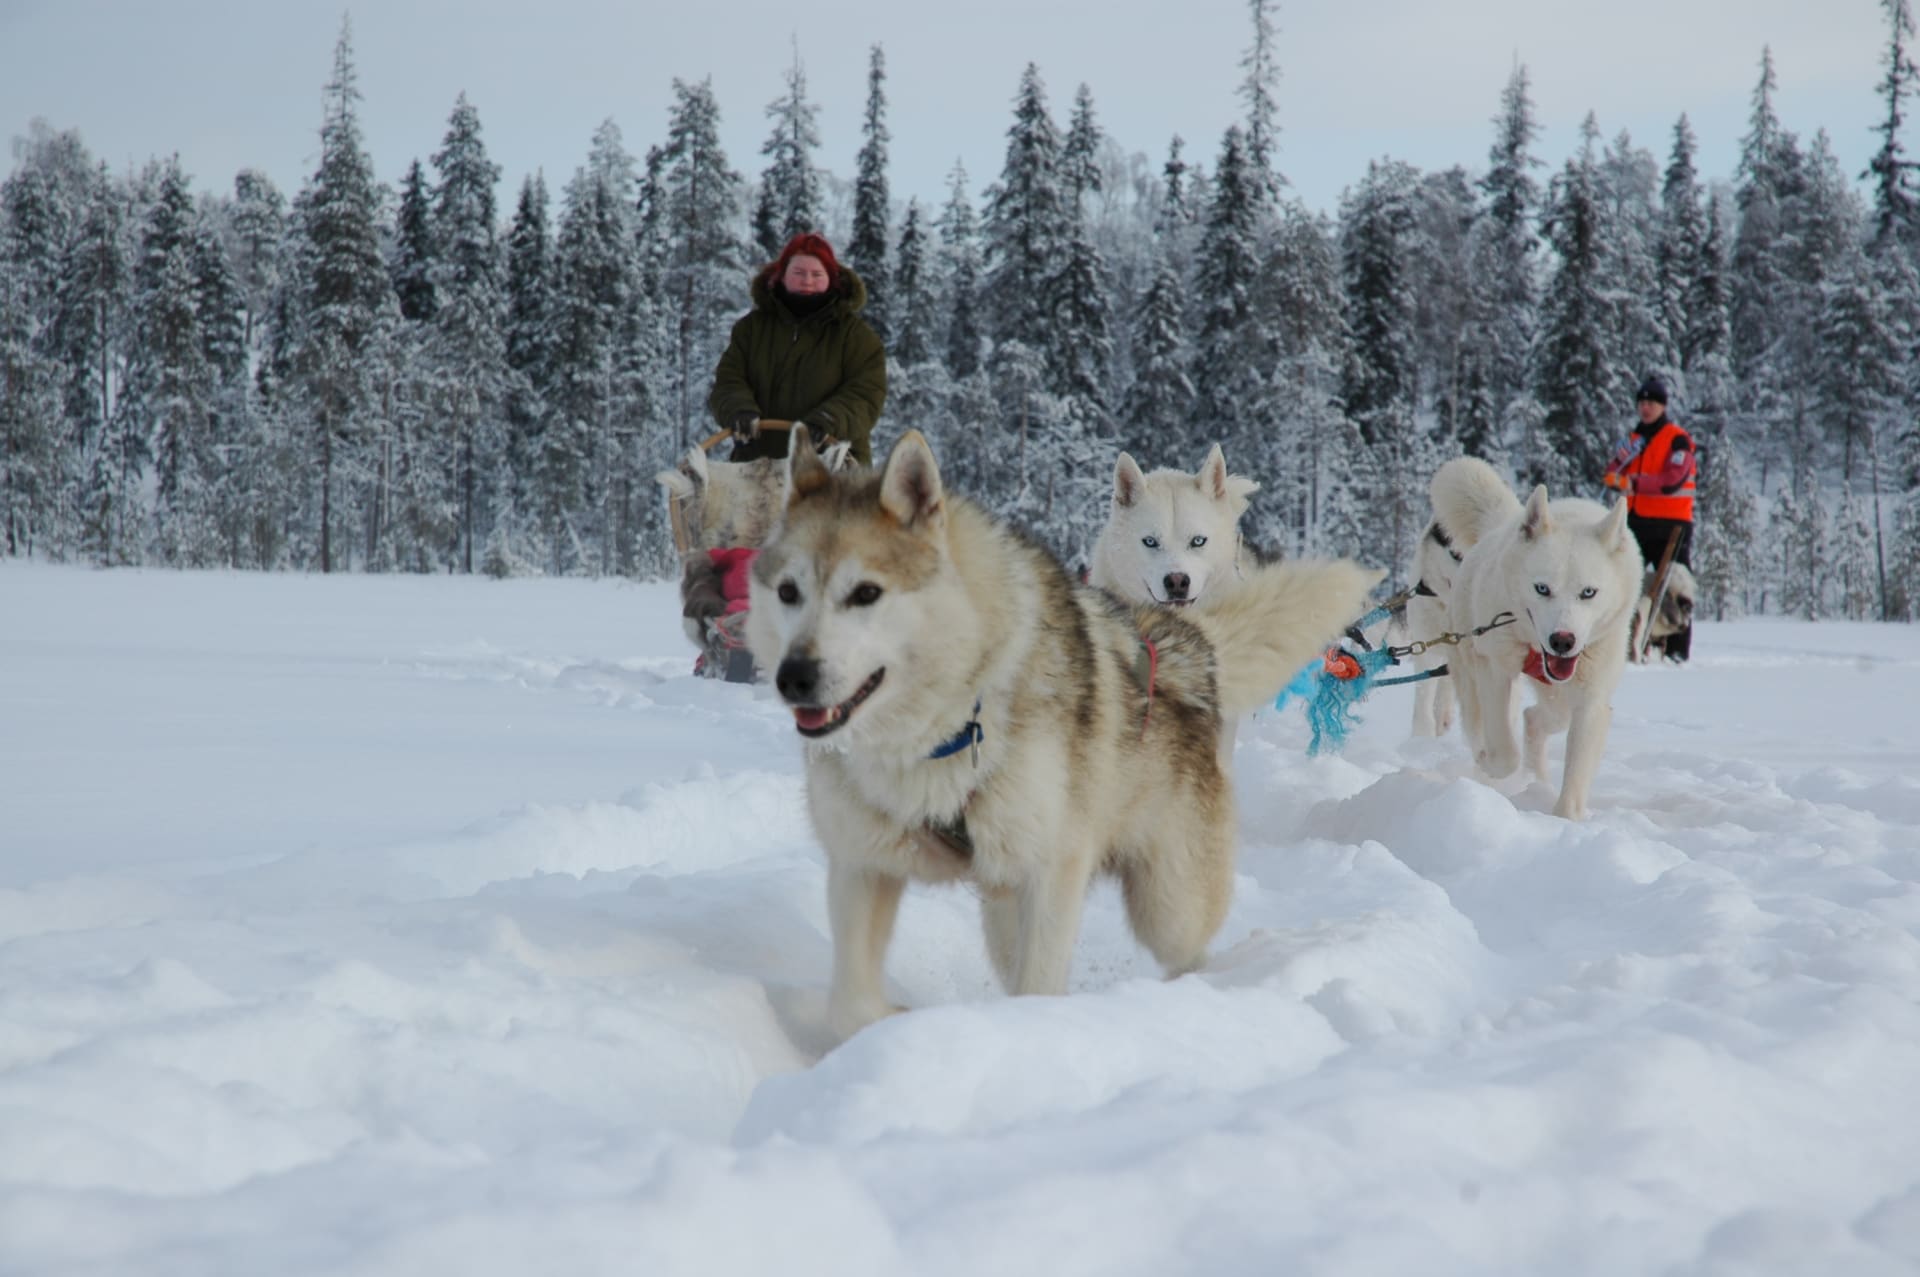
[826,862,907,1042]
[1119,827,1234,979]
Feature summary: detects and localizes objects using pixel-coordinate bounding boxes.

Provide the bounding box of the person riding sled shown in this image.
[708,231,887,467]
[1603,374,1697,662]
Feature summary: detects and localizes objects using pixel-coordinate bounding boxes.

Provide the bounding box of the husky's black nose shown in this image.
[776,655,821,704]
[1164,572,1190,600]
[1547,630,1576,655]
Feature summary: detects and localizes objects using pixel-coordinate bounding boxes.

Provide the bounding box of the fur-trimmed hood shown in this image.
[748,263,871,324]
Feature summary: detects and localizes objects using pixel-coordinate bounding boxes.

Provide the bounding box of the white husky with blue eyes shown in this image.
[1430,456,1643,821]
[1088,444,1260,610]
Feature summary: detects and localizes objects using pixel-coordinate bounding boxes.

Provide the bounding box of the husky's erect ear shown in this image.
[1519,485,1553,542]
[654,446,708,501]
[1199,443,1230,502]
[785,424,834,504]
[1598,495,1632,553]
[880,430,946,530]
[1113,452,1147,508]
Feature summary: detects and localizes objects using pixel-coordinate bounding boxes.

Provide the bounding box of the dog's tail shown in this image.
[1187,557,1385,717]
[1429,456,1521,550]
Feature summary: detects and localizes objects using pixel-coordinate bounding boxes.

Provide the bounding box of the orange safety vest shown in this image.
[1609,421,1695,521]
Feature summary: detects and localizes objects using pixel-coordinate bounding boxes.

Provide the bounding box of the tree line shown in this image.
[6,3,1920,621]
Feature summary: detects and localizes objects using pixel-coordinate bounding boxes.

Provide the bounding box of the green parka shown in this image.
[708,264,887,464]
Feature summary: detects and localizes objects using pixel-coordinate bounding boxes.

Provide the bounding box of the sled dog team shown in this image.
[658,431,1668,1043]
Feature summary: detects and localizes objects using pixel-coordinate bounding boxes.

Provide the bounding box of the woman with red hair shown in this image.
[708,231,887,465]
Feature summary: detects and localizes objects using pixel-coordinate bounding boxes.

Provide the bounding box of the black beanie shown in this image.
[1635,375,1669,405]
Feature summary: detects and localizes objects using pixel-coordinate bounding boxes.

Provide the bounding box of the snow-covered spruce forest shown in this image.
[6,13,1920,621]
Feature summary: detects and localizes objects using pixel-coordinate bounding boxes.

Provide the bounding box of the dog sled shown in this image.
[663,420,798,683]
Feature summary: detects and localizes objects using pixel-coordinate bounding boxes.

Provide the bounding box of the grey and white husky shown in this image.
[746,427,1382,1042]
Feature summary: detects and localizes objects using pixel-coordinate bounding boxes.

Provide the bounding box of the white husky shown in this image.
[747,427,1382,1043]
[1430,456,1643,821]
[1088,444,1259,608]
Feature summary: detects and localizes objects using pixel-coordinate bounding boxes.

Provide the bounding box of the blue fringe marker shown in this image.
[1274,647,1400,756]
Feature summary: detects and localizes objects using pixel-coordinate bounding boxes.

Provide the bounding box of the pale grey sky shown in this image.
[0,0,1894,221]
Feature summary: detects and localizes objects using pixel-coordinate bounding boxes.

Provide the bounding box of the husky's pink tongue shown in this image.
[793,706,832,731]
[1523,649,1581,684]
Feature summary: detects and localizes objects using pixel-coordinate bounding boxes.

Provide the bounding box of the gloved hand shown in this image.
[731,410,760,442]
[1602,471,1628,492]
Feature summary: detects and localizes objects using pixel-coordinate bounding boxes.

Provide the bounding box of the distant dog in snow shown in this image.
[1630,561,1696,664]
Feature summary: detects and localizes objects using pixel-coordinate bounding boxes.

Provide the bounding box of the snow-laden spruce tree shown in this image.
[1659,116,1708,379]
[1263,203,1347,554]
[1191,126,1268,466]
[891,199,939,369]
[1692,432,1759,619]
[847,44,892,346]
[500,172,554,571]
[1044,83,1113,416]
[661,79,745,452]
[544,120,637,575]
[937,162,985,379]
[753,42,823,263]
[981,64,1068,356]
[131,157,218,566]
[1340,156,1425,573]
[295,17,396,573]
[428,93,506,574]
[1474,62,1544,461]
[1531,116,1622,498]
[1730,46,1798,494]
[392,160,436,324]
[1118,249,1194,459]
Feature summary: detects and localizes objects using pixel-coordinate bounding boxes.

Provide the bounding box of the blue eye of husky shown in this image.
[1579,586,1598,600]
[777,580,800,605]
[1141,536,1160,550]
[1534,583,1551,597]
[1189,535,1208,548]
[847,582,883,607]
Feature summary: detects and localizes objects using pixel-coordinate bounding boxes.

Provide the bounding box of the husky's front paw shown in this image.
[1553,792,1589,821]
[828,996,905,1044]
[1476,742,1520,779]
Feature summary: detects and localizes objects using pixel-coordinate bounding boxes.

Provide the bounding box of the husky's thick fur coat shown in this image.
[746,428,1382,1042]
[1430,456,1643,821]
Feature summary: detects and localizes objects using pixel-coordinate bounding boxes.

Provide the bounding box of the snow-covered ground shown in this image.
[4,561,1919,1276]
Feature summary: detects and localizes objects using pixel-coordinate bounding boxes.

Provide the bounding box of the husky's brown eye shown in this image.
[848,582,883,607]
[778,580,800,605]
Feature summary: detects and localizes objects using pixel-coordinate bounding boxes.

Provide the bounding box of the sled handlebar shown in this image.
[697,419,796,453]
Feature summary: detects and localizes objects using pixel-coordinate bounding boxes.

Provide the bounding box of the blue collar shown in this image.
[927,699,984,762]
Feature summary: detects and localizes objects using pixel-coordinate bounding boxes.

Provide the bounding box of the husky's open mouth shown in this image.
[1527,648,1580,684]
[792,668,885,738]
